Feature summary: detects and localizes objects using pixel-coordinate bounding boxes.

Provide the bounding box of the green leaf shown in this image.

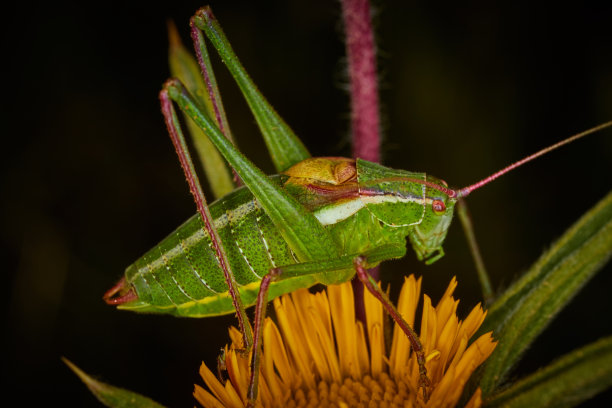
[168,20,234,199]
[477,190,612,394]
[62,357,167,408]
[485,336,612,408]
[193,7,311,172]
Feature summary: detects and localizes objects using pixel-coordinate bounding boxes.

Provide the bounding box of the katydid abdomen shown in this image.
[118,178,313,317]
[106,157,457,317]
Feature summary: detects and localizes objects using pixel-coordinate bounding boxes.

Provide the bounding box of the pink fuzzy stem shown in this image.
[341,0,381,163]
[341,0,381,321]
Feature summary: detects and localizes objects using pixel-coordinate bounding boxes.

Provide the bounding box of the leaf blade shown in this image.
[485,336,612,408]
[478,190,612,394]
[63,358,167,408]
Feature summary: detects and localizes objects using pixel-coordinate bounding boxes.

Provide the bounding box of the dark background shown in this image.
[3,1,612,406]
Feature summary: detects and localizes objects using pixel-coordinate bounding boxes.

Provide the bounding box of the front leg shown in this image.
[247,255,360,406]
[353,256,431,402]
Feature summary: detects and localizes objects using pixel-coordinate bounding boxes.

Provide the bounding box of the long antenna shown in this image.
[456,121,612,198]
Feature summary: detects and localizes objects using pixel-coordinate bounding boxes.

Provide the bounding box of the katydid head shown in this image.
[406,121,612,263]
[406,174,458,264]
[356,159,458,264]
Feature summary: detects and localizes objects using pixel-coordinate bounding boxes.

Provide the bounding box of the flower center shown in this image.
[286,372,413,407]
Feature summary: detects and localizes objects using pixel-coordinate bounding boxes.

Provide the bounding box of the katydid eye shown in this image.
[432,199,446,215]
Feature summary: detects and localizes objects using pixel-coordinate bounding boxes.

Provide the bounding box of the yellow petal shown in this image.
[355,320,369,376]
[312,290,333,339]
[440,276,458,300]
[274,293,315,388]
[306,302,342,383]
[455,332,497,383]
[434,294,458,337]
[431,313,459,382]
[364,281,385,377]
[223,379,244,408]
[225,349,248,404]
[427,364,455,407]
[228,326,243,348]
[199,362,237,408]
[420,295,437,354]
[461,304,487,340]
[263,317,294,389]
[194,384,226,408]
[446,334,468,373]
[302,304,333,380]
[369,322,385,377]
[465,387,483,408]
[328,283,360,379]
[390,276,421,376]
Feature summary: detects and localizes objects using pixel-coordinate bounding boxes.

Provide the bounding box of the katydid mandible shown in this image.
[103,6,612,405]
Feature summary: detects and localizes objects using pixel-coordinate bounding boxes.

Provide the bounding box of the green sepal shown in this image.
[62,358,167,408]
[168,21,234,199]
[477,190,612,394]
[192,7,311,172]
[165,80,338,264]
[484,336,612,407]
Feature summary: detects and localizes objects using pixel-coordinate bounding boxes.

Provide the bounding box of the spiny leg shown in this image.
[188,18,242,186]
[191,6,311,172]
[247,260,350,406]
[247,267,281,407]
[189,17,232,140]
[248,263,346,406]
[353,256,431,402]
[159,90,253,350]
[246,245,407,406]
[457,198,493,303]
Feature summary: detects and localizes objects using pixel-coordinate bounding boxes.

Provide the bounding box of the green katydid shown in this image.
[102,6,611,405]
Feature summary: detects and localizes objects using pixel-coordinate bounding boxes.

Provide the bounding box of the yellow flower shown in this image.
[195,275,496,407]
